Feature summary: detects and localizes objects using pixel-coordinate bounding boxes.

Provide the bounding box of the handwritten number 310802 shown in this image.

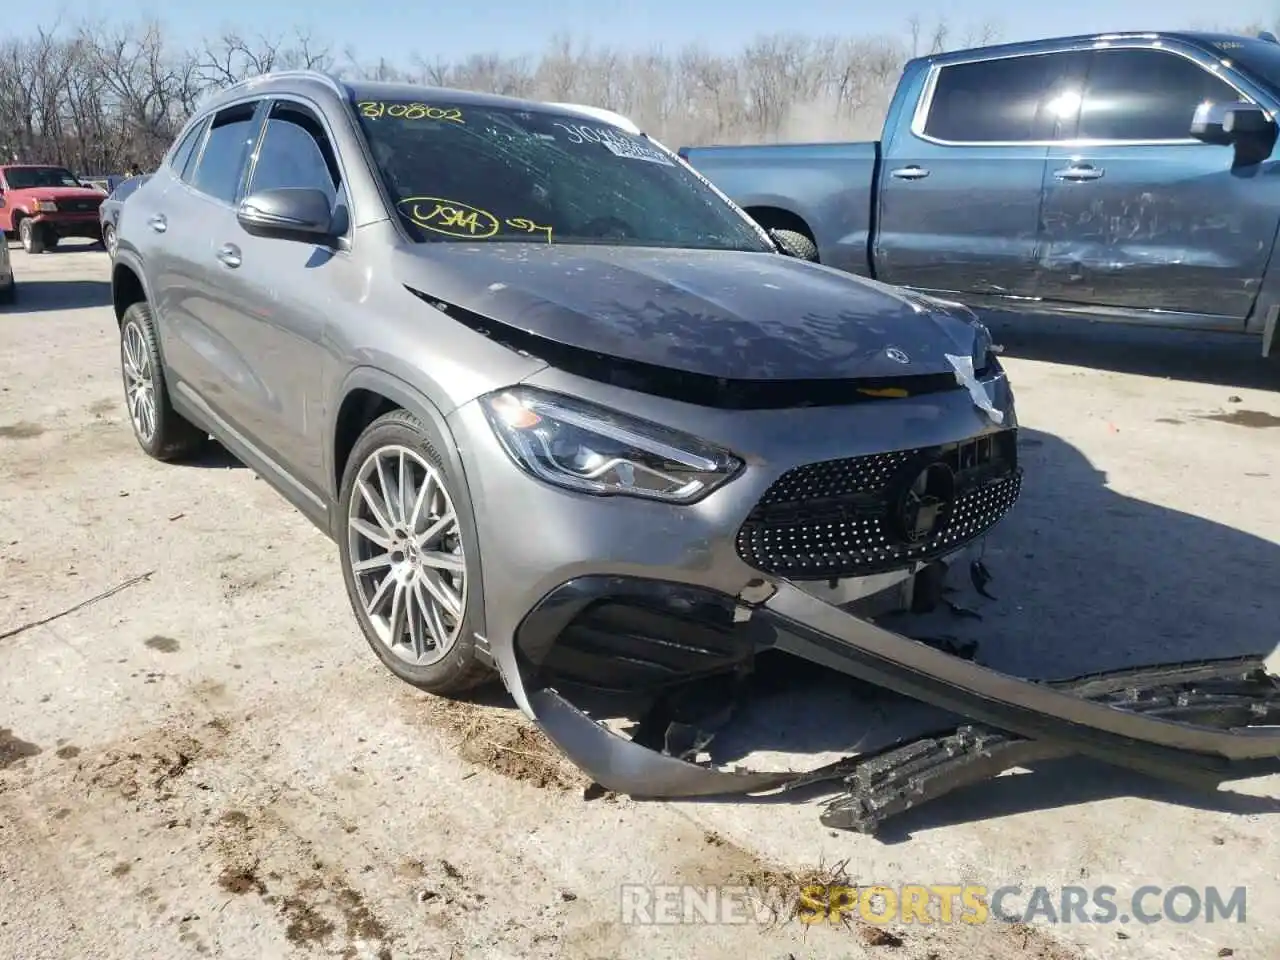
[358,102,465,124]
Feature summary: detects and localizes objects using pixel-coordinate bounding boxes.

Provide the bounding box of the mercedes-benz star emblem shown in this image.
[895,461,956,544]
[886,347,910,364]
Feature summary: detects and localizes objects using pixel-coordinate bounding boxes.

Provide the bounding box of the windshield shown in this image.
[1206,37,1280,92]
[3,166,81,190]
[352,99,772,252]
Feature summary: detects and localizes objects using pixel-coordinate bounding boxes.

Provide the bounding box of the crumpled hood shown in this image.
[397,243,983,381]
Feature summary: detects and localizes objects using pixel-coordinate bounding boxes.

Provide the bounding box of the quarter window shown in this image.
[169,119,207,181]
[1077,48,1242,141]
[189,102,261,204]
[923,52,1086,143]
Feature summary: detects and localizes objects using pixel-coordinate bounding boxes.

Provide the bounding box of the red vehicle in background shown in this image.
[0,164,107,253]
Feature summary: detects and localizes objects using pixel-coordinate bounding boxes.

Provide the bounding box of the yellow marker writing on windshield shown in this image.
[399,197,499,238]
[358,102,465,124]
[505,218,553,244]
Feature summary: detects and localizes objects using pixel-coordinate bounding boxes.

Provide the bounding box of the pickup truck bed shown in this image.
[680,30,1280,358]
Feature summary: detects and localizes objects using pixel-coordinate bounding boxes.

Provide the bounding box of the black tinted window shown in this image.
[248,104,340,201]
[110,175,148,201]
[190,103,260,203]
[925,52,1086,143]
[1078,49,1241,141]
[169,120,205,180]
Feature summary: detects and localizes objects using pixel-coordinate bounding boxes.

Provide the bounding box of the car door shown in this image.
[212,97,355,495]
[155,99,267,435]
[875,50,1087,299]
[1036,44,1280,321]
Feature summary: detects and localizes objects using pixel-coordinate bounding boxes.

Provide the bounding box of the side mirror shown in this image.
[1190,101,1276,145]
[237,187,338,242]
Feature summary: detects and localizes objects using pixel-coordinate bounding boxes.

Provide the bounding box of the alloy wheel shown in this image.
[346,445,467,666]
[121,321,156,442]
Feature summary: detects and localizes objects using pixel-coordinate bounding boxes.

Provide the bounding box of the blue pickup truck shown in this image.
[679,31,1280,358]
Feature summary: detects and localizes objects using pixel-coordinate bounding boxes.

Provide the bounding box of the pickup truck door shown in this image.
[1036,44,1280,322]
[875,51,1087,299]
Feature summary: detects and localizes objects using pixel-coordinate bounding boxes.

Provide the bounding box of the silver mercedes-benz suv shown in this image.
[111,71,1030,797]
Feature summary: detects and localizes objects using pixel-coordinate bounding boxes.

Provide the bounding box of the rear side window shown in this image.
[1077,48,1242,141]
[190,102,261,204]
[169,120,207,181]
[923,52,1086,143]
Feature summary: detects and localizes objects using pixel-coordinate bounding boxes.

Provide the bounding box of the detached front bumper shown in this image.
[499,575,1280,827]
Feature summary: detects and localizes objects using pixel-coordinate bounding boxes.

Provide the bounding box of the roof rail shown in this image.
[1260,30,1279,43]
[248,69,347,98]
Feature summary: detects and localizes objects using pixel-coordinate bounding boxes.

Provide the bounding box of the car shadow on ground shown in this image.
[3,278,111,313]
[980,311,1280,392]
[502,423,1280,834]
[187,439,247,469]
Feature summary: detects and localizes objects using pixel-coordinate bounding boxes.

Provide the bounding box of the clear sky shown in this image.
[17,0,1277,63]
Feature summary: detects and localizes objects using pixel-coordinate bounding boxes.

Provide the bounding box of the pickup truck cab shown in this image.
[680,31,1280,358]
[0,164,107,253]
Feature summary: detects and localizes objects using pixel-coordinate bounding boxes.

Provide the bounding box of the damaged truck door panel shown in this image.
[678,31,1280,359]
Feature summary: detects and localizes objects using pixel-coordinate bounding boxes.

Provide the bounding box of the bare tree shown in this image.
[0,15,1012,172]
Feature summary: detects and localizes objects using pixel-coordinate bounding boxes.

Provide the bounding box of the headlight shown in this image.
[33,200,57,213]
[480,386,742,503]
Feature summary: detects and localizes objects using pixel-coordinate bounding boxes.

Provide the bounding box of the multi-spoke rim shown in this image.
[346,444,468,666]
[105,225,117,257]
[121,322,156,442]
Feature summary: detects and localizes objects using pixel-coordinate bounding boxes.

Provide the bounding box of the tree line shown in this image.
[0,16,1001,175]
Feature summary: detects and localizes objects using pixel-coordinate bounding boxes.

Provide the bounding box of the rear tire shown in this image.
[338,409,492,696]
[103,224,116,257]
[118,301,208,461]
[768,227,819,262]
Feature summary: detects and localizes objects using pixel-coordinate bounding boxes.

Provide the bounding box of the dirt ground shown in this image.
[1,240,1278,960]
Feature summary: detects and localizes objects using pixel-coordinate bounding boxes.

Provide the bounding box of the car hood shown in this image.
[399,244,982,381]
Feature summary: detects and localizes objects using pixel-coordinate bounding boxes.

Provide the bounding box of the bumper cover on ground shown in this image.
[500,577,1280,832]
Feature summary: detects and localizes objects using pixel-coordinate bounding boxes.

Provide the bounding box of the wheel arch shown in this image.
[111,255,152,327]
[329,367,488,642]
[742,205,818,248]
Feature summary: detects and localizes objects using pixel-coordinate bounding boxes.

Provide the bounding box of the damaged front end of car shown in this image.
[492,573,1280,834]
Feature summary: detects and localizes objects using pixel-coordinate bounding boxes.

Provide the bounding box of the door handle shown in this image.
[148,213,167,233]
[1054,164,1105,181]
[216,243,242,269]
[890,165,930,180]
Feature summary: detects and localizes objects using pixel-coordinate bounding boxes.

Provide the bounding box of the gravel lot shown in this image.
[1,240,1278,960]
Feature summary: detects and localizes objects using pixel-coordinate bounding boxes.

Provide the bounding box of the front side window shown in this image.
[247,102,341,203]
[924,52,1087,143]
[3,166,81,190]
[190,102,261,204]
[352,99,772,251]
[1077,48,1242,141]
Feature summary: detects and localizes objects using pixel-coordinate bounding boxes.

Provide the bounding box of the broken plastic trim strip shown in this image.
[764,583,1280,785]
[945,353,1004,425]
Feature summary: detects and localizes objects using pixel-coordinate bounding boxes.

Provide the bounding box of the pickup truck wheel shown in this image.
[769,228,819,262]
[119,301,208,461]
[338,410,492,696]
[18,218,45,255]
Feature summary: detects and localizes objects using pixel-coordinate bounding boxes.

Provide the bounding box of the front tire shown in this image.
[119,301,208,461]
[18,218,45,255]
[338,409,491,695]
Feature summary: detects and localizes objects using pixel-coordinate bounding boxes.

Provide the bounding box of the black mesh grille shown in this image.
[736,432,1023,580]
